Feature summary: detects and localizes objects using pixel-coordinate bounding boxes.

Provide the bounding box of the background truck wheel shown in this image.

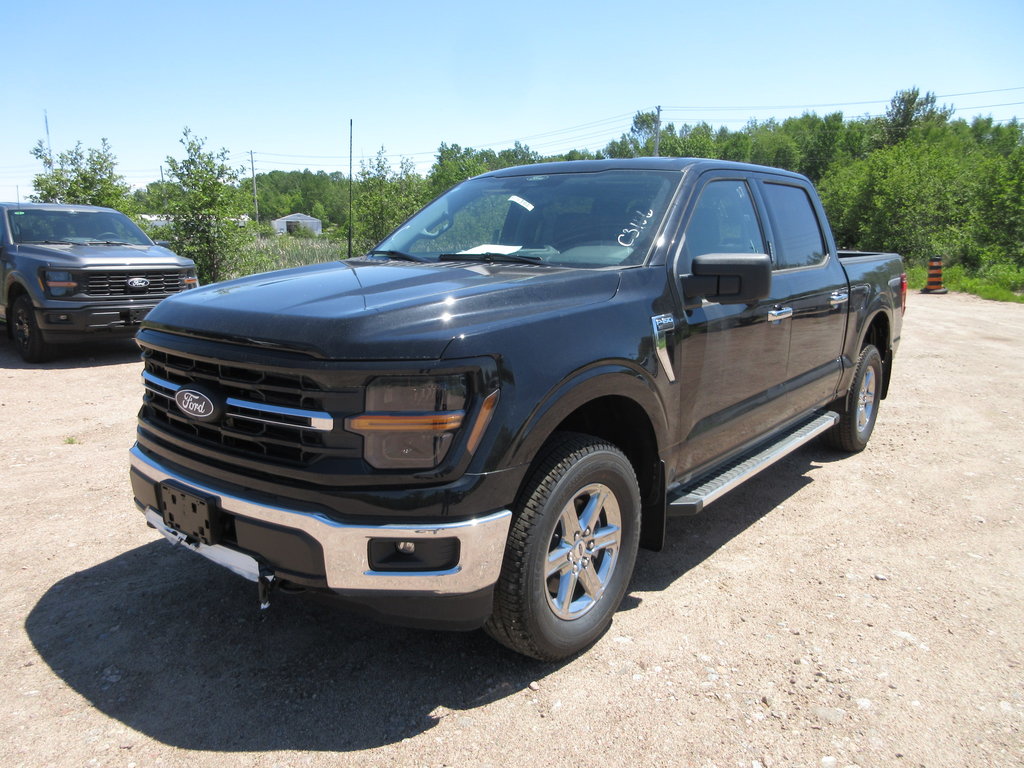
[826,344,883,452]
[485,432,641,660]
[11,294,52,363]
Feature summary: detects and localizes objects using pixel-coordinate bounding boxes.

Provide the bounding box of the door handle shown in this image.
[830,291,849,307]
[768,307,793,324]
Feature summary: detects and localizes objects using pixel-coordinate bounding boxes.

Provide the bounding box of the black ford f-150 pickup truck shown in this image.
[129,158,905,660]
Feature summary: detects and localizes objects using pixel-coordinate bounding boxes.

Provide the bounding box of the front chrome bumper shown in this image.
[130,445,512,594]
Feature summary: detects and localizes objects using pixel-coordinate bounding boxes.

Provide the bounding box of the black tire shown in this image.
[485,432,641,660]
[11,294,52,363]
[825,344,883,452]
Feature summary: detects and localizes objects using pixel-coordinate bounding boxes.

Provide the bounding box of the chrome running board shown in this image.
[668,411,839,515]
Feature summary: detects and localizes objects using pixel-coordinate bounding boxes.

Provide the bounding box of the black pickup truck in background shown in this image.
[0,202,198,362]
[129,158,905,660]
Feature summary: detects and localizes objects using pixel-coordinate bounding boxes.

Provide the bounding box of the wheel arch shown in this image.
[507,365,669,552]
[858,310,894,399]
[4,279,32,339]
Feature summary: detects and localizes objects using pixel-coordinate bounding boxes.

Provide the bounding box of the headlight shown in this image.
[346,375,469,469]
[183,269,200,289]
[43,270,79,298]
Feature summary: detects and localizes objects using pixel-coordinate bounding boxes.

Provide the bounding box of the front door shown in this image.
[671,176,792,480]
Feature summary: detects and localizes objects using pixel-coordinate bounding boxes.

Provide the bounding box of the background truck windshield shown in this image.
[8,209,152,246]
[377,169,678,268]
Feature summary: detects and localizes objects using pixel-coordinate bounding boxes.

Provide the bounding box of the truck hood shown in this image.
[143,259,622,360]
[13,242,193,268]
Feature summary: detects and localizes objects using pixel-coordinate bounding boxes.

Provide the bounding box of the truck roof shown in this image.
[481,157,810,180]
[0,201,121,213]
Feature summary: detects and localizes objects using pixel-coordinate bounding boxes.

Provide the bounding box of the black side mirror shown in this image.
[682,253,772,305]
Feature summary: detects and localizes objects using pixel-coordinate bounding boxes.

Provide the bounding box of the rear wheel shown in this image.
[825,344,883,452]
[11,294,52,363]
[485,433,640,660]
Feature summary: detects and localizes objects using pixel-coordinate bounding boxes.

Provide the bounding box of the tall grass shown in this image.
[229,235,348,280]
[906,261,1024,303]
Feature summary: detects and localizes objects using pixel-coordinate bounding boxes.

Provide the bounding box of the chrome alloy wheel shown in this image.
[544,482,621,621]
[856,366,877,435]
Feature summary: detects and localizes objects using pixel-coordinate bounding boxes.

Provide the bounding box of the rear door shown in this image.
[756,179,848,421]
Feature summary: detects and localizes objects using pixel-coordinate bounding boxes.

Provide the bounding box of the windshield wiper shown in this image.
[366,249,430,263]
[85,240,132,246]
[439,252,543,265]
[22,240,70,245]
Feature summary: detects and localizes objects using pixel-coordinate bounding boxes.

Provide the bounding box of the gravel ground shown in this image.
[0,291,1021,768]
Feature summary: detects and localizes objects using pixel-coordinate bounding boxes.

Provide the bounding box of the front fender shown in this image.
[505,360,669,470]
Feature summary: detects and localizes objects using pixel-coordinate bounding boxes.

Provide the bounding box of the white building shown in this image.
[271,213,322,236]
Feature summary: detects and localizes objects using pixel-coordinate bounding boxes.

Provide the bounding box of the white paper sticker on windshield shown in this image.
[508,195,535,212]
[459,244,523,255]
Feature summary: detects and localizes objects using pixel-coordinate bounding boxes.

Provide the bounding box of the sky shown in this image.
[3,0,1022,201]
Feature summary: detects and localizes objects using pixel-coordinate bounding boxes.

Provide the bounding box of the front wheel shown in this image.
[11,294,52,363]
[825,344,883,452]
[485,433,641,660]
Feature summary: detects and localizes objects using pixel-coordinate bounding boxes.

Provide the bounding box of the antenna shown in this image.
[654,105,661,157]
[250,150,259,223]
[44,110,53,164]
[348,119,353,260]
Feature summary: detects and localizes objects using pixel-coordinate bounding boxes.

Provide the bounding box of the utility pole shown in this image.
[654,105,662,157]
[249,150,259,223]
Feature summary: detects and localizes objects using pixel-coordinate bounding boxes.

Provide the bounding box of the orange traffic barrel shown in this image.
[921,256,948,294]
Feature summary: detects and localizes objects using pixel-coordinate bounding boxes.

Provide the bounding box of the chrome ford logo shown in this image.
[174,388,218,420]
[127,277,150,289]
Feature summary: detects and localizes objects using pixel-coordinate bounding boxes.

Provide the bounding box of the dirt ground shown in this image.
[0,291,1021,768]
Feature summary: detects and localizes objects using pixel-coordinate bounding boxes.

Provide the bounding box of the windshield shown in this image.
[375,169,679,268]
[8,208,153,246]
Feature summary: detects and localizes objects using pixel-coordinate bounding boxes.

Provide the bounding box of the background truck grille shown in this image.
[86,271,187,296]
[139,345,363,472]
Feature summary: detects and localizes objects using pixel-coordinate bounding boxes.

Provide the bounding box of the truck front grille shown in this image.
[86,270,188,297]
[139,345,364,473]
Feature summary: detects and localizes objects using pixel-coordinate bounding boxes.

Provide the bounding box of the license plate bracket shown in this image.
[159,482,222,545]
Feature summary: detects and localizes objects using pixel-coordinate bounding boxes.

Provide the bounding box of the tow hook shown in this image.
[257,568,277,610]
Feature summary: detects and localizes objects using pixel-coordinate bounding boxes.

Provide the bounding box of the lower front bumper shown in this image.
[130,445,513,598]
[37,301,157,342]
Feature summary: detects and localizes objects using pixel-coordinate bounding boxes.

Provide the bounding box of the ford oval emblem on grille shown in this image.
[174,388,219,421]
[127,277,150,289]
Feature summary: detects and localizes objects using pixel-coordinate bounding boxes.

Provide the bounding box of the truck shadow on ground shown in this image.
[629,444,834,596]
[25,444,832,752]
[0,335,140,369]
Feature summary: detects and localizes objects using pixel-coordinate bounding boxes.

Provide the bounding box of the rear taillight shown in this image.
[900,272,908,315]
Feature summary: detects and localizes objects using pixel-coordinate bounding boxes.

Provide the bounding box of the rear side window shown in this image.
[682,180,764,259]
[762,183,827,269]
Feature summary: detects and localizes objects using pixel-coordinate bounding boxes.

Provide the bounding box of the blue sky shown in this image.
[2,0,1021,200]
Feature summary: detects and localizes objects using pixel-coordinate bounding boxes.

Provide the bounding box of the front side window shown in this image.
[376,169,679,268]
[681,179,765,260]
[761,183,827,269]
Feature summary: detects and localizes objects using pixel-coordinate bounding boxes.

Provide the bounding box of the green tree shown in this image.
[30,138,135,212]
[428,143,491,198]
[882,88,953,146]
[353,148,426,253]
[161,129,253,283]
[973,142,1024,267]
[819,132,980,266]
